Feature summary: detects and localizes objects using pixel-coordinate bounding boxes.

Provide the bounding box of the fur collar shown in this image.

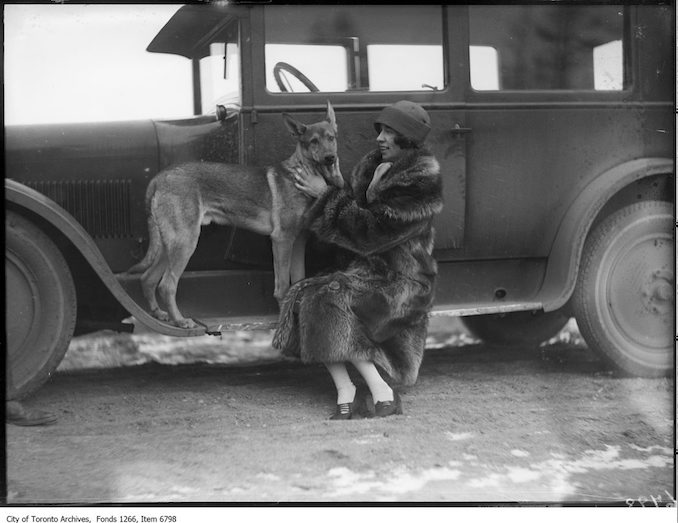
[358,147,435,175]
[352,147,443,223]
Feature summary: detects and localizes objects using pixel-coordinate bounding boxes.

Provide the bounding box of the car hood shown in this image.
[5,113,239,183]
[5,120,159,182]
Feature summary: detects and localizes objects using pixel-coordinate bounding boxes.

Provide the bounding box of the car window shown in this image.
[469,5,627,91]
[265,44,349,92]
[264,5,445,93]
[199,20,241,114]
[367,45,443,92]
[200,41,241,112]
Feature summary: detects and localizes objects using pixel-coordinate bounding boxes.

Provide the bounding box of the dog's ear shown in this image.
[325,101,338,133]
[282,113,307,138]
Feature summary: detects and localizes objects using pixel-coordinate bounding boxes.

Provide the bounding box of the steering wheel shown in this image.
[273,62,320,93]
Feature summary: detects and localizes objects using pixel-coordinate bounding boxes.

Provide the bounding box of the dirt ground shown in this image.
[4,318,675,504]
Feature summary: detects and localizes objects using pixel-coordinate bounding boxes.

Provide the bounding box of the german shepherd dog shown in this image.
[128,102,343,328]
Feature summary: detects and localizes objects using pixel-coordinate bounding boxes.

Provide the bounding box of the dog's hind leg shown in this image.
[290,232,308,284]
[157,229,200,329]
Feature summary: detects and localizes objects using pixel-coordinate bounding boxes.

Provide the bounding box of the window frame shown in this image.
[250,4,457,108]
[263,39,358,94]
[464,4,637,104]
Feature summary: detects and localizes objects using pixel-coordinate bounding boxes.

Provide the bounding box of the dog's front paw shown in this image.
[152,308,171,322]
[174,318,198,329]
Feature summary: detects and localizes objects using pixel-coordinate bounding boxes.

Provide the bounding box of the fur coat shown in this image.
[272,147,443,385]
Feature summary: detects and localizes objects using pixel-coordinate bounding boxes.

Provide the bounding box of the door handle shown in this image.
[451,124,472,134]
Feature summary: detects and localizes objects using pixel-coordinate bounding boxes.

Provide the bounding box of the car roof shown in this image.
[147,4,245,59]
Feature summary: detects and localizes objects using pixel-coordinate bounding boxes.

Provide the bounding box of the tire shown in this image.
[572,200,674,377]
[461,310,570,348]
[5,211,77,399]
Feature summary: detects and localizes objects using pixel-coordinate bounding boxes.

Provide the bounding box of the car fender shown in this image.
[5,179,206,337]
[538,157,674,312]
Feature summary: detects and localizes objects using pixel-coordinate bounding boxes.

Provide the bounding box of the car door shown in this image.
[460,4,638,260]
[247,4,468,256]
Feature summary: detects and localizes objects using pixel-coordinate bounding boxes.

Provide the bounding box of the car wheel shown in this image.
[461,310,570,348]
[5,211,77,399]
[572,200,674,377]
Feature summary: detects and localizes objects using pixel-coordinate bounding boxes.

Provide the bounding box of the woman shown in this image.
[273,100,443,419]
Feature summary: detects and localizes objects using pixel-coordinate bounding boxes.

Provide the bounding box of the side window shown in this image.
[469,5,627,91]
[367,45,443,92]
[265,44,349,93]
[264,5,445,93]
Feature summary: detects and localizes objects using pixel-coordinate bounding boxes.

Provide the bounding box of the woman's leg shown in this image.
[324,362,356,405]
[351,360,393,403]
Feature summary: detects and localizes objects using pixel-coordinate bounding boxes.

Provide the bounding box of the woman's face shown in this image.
[376,124,404,162]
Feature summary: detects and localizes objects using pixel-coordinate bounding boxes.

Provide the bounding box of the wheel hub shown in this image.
[642,269,674,315]
[607,233,673,350]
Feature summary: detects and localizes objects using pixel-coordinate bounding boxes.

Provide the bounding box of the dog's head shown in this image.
[282,102,343,187]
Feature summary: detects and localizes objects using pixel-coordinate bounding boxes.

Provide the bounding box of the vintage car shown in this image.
[5,3,674,398]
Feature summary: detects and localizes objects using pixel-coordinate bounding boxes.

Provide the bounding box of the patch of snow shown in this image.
[627,444,673,454]
[444,431,474,441]
[352,434,387,445]
[506,467,541,483]
[323,444,673,501]
[325,465,461,497]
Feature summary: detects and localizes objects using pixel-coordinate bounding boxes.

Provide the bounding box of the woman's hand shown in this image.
[293,166,329,199]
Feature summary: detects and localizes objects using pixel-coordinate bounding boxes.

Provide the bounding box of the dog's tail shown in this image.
[127,217,161,274]
[127,178,161,275]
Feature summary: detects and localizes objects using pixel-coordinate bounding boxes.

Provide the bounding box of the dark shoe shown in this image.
[330,397,362,420]
[6,401,57,426]
[374,391,403,417]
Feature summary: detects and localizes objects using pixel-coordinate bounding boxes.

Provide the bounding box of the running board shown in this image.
[115,267,545,337]
[210,302,544,331]
[430,302,543,318]
[124,301,544,336]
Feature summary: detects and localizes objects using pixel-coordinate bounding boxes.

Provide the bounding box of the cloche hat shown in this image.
[374,100,431,145]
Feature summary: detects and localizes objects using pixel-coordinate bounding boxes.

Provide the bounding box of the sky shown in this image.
[4,4,192,125]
